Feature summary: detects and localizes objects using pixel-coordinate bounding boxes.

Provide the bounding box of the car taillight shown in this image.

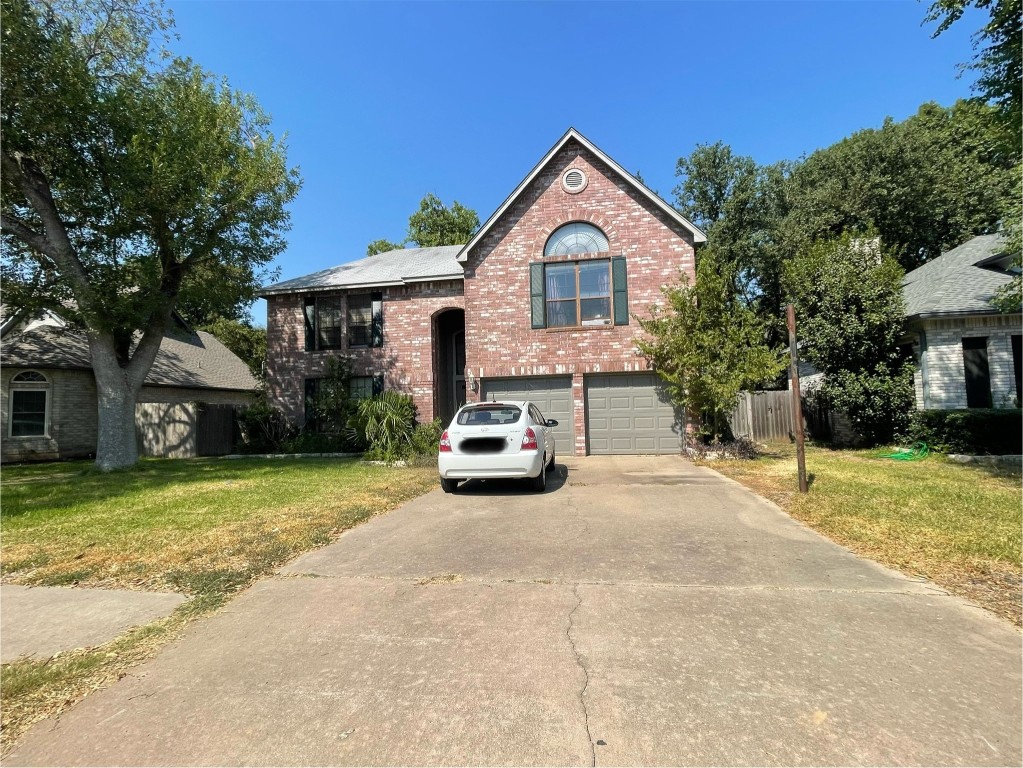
[521,427,538,451]
[439,431,452,452]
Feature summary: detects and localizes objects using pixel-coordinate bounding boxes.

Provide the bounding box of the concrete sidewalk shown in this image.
[7,457,1021,766]
[1,585,187,663]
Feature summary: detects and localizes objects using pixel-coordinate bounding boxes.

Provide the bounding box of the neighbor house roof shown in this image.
[1,326,259,391]
[456,127,707,263]
[902,233,1019,319]
[257,245,464,297]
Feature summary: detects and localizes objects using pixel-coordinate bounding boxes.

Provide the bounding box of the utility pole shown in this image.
[787,304,809,494]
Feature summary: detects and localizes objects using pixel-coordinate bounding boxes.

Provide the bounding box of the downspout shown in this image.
[918,328,930,409]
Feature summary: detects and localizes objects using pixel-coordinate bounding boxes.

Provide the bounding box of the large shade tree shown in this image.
[1,0,300,469]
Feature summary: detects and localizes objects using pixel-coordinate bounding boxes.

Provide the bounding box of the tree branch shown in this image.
[0,212,55,258]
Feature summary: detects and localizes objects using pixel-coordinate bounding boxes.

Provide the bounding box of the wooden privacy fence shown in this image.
[136,402,239,458]
[728,390,795,442]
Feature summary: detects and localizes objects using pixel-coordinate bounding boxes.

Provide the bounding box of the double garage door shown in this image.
[480,373,680,455]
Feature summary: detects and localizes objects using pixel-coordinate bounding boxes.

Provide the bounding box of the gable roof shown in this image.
[455,127,707,263]
[258,245,464,297]
[1,325,259,392]
[902,233,1019,319]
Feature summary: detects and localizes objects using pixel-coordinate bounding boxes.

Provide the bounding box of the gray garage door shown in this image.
[585,373,681,455]
[480,376,574,455]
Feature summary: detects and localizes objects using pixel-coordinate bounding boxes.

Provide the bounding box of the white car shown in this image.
[438,400,558,493]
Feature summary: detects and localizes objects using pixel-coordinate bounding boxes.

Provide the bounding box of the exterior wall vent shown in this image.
[562,168,587,194]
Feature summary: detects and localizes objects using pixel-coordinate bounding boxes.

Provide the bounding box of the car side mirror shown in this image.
[546,419,559,427]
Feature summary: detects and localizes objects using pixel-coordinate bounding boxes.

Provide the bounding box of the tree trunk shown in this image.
[89,337,144,471]
[93,376,139,470]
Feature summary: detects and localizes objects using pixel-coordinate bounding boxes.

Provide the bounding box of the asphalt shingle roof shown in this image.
[1,326,259,392]
[258,245,464,296]
[902,233,1018,318]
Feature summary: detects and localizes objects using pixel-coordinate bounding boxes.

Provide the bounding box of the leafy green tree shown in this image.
[785,234,915,445]
[674,143,790,348]
[0,0,300,469]
[312,354,358,435]
[366,238,404,256]
[926,0,1022,147]
[636,247,785,441]
[196,317,267,378]
[783,100,1017,270]
[367,193,479,255]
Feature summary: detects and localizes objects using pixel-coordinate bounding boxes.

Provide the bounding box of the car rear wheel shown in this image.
[440,478,459,494]
[546,449,555,470]
[531,461,546,493]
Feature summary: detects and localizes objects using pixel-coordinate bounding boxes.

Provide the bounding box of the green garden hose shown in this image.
[876,442,929,461]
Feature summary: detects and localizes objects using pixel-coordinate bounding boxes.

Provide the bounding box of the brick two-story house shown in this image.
[259,129,706,455]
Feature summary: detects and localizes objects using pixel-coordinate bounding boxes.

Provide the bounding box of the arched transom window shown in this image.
[543,222,609,256]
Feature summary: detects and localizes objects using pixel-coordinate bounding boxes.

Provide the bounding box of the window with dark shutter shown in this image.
[316,297,344,350]
[532,259,615,329]
[304,298,316,351]
[371,292,384,348]
[962,337,992,408]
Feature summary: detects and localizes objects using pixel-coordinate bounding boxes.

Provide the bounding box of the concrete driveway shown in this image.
[8,456,1021,766]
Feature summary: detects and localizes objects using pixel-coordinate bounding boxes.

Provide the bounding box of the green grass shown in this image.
[0,456,438,749]
[705,444,1022,624]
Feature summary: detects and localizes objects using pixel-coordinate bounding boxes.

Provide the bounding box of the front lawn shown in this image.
[704,444,1022,625]
[0,457,437,750]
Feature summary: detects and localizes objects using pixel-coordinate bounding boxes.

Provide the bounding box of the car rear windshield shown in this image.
[457,405,522,426]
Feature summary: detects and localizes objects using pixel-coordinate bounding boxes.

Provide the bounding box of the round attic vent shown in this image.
[562,168,587,194]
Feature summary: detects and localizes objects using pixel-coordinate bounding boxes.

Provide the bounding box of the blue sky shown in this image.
[166,1,983,326]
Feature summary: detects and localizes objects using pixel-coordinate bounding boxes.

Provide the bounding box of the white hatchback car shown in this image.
[438,401,559,493]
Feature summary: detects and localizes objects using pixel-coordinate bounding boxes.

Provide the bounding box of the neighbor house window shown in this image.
[1012,335,1021,403]
[347,292,383,348]
[962,337,992,408]
[9,370,50,437]
[303,295,343,351]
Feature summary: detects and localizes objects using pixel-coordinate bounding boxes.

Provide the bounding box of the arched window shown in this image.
[9,370,50,437]
[543,222,609,256]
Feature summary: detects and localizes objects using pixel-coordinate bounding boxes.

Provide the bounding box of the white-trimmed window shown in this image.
[9,371,50,437]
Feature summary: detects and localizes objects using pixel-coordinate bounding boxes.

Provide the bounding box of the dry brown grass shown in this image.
[703,443,1022,625]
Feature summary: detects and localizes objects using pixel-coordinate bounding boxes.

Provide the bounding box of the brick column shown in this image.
[572,372,586,456]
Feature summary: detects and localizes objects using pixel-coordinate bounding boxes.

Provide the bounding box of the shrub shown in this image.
[357,391,418,461]
[409,419,444,459]
[903,409,1022,455]
[237,400,297,453]
[279,430,362,455]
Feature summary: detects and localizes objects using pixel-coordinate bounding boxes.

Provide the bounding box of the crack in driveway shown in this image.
[567,584,596,767]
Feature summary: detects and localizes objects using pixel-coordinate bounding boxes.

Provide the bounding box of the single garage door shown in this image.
[480,376,574,455]
[585,373,681,455]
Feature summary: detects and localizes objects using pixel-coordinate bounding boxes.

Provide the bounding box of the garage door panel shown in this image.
[480,376,574,455]
[585,373,680,455]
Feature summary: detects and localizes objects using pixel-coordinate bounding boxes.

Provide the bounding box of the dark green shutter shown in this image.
[530,263,545,329]
[371,292,384,347]
[612,257,629,326]
[372,374,384,395]
[304,297,316,351]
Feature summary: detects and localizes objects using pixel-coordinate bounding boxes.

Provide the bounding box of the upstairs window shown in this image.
[303,293,383,351]
[347,292,383,348]
[304,295,343,351]
[545,260,612,327]
[9,370,49,437]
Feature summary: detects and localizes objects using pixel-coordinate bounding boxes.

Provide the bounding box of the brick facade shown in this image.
[463,140,696,453]
[265,281,465,425]
[263,135,698,455]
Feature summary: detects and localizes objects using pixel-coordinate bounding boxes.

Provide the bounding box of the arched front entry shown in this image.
[432,308,466,425]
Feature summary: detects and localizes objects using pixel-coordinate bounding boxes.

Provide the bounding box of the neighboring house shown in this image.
[259,128,706,455]
[902,233,1021,410]
[1,308,259,462]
